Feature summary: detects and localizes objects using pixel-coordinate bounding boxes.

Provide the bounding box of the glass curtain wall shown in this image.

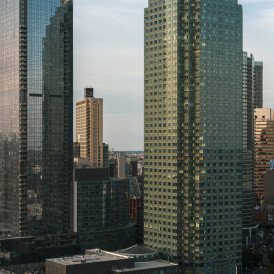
[0,0,73,237]
[27,0,73,235]
[144,0,243,273]
[0,0,21,237]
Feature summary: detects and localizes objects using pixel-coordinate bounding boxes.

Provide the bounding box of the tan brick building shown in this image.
[254,108,274,202]
[76,87,103,167]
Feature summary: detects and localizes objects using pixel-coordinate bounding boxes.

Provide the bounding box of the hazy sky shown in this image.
[74,0,274,151]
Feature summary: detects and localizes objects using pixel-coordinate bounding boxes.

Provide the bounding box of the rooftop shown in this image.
[47,249,130,266]
[113,260,178,272]
[118,245,157,256]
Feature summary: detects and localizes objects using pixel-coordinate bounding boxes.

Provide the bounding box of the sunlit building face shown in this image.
[144,0,243,272]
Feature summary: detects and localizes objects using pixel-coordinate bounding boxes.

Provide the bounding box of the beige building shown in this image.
[76,87,103,168]
[254,108,274,202]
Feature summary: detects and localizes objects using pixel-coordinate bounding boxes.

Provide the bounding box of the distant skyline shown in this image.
[74,0,274,151]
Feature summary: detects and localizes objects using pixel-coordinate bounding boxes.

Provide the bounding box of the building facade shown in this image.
[46,248,179,274]
[117,155,126,178]
[254,61,263,109]
[103,143,109,168]
[144,0,243,273]
[242,52,257,246]
[0,0,73,237]
[76,88,103,168]
[73,168,135,251]
[264,170,274,206]
[254,108,274,202]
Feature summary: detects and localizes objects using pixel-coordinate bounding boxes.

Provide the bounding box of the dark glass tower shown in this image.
[0,0,73,237]
[144,0,243,273]
[242,52,257,246]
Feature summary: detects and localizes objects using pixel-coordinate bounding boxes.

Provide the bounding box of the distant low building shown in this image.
[255,204,274,225]
[118,155,126,178]
[127,157,138,177]
[109,158,118,178]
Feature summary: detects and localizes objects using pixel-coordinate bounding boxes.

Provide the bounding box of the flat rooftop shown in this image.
[113,260,178,272]
[47,249,130,266]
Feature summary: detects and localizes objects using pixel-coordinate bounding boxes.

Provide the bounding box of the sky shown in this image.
[74,0,274,151]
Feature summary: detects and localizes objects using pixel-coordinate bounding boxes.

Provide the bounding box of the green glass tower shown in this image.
[144,0,243,273]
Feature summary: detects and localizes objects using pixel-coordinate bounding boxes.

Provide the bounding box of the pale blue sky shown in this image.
[74,0,274,151]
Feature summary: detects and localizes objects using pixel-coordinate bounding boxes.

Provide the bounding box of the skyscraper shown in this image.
[254,61,263,108]
[242,52,257,246]
[0,0,73,237]
[76,88,103,168]
[144,0,243,273]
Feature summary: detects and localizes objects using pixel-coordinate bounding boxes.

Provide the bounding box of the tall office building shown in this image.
[144,1,243,273]
[242,53,257,246]
[254,108,274,202]
[254,61,263,108]
[76,88,103,168]
[0,0,73,237]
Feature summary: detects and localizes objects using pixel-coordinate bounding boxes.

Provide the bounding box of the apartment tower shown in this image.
[242,52,257,246]
[254,108,274,203]
[254,61,263,108]
[76,88,103,168]
[0,0,73,236]
[144,0,243,273]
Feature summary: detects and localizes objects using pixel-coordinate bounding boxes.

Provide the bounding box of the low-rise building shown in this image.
[46,248,179,274]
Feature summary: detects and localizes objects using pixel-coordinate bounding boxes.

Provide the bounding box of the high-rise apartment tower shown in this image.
[76,88,103,168]
[0,0,73,237]
[242,52,257,246]
[254,61,263,108]
[144,0,243,273]
[254,108,274,202]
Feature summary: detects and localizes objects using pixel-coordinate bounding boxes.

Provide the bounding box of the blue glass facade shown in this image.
[0,0,73,237]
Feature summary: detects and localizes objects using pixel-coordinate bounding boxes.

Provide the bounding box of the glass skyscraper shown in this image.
[144,0,243,273]
[242,52,257,246]
[0,0,73,237]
